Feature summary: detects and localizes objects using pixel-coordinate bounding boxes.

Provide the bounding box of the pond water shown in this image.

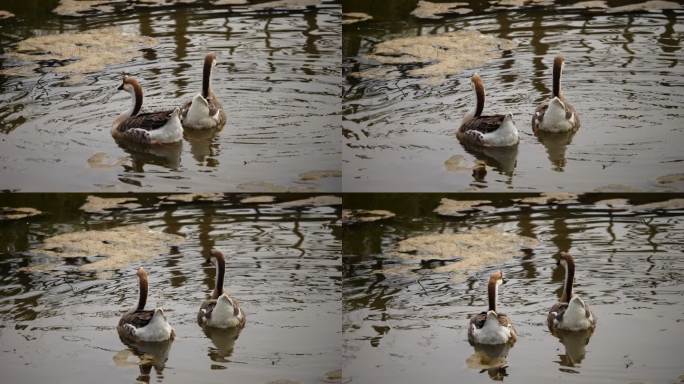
[343,0,684,192]
[0,1,341,192]
[0,194,341,383]
[343,194,684,383]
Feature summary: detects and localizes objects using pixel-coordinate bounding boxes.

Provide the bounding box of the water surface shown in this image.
[343,0,684,191]
[0,0,341,192]
[343,193,684,383]
[0,193,341,383]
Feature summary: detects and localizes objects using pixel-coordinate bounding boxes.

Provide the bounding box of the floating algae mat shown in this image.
[393,228,538,278]
[358,30,516,79]
[3,26,157,79]
[35,224,184,271]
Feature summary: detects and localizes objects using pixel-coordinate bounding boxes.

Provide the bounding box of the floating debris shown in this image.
[606,0,681,13]
[394,228,538,278]
[0,207,42,221]
[299,170,342,181]
[239,195,276,204]
[434,198,493,216]
[515,192,578,205]
[633,198,684,210]
[411,1,471,19]
[5,27,156,80]
[362,30,516,79]
[0,10,15,19]
[444,155,471,172]
[35,224,184,271]
[87,153,128,169]
[80,196,140,214]
[343,12,372,25]
[162,193,225,203]
[472,160,487,181]
[342,209,395,226]
[276,195,342,208]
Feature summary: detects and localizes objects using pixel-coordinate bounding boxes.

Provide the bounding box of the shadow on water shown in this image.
[342,193,684,383]
[0,193,341,383]
[0,1,341,192]
[343,1,684,191]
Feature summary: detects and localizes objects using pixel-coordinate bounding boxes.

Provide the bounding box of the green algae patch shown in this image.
[80,196,140,214]
[411,1,471,19]
[6,27,157,79]
[361,30,516,80]
[240,195,276,204]
[342,209,395,226]
[393,228,538,280]
[0,207,42,221]
[277,195,342,208]
[433,198,493,216]
[343,12,372,25]
[35,224,184,271]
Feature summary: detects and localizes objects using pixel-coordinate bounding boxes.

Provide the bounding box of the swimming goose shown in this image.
[468,271,517,345]
[532,56,580,133]
[112,75,183,145]
[458,74,519,147]
[118,267,175,343]
[181,53,226,130]
[198,250,246,329]
[548,252,596,332]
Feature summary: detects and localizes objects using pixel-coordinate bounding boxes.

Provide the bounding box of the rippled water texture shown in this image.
[0,1,341,192]
[343,0,684,192]
[0,194,341,383]
[343,194,684,383]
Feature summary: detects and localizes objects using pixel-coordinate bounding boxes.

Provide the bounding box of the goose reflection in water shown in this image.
[535,130,576,172]
[184,127,221,167]
[466,343,512,381]
[114,338,173,384]
[115,139,183,172]
[204,326,242,362]
[552,328,594,369]
[461,142,519,176]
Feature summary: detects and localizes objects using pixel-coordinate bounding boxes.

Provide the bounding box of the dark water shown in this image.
[343,0,684,192]
[343,194,684,383]
[0,194,341,383]
[0,0,341,192]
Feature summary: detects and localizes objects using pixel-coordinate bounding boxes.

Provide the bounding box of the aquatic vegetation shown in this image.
[444,155,472,172]
[394,228,538,277]
[0,207,42,221]
[162,193,225,203]
[411,1,471,19]
[359,30,516,79]
[514,193,578,205]
[342,12,372,25]
[87,153,129,169]
[4,27,156,79]
[80,196,140,214]
[342,209,395,226]
[433,198,493,216]
[35,224,184,271]
[299,170,342,181]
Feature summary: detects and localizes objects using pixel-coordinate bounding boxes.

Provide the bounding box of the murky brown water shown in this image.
[343,194,684,383]
[0,194,341,383]
[0,1,341,192]
[343,0,684,192]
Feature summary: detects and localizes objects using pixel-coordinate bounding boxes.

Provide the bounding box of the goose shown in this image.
[198,250,246,329]
[548,252,596,332]
[118,267,175,343]
[468,271,517,345]
[180,53,226,130]
[458,74,519,147]
[112,75,183,145]
[532,56,580,133]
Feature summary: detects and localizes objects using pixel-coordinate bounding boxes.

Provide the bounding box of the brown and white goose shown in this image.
[112,75,183,145]
[198,250,246,329]
[180,53,226,130]
[548,252,596,332]
[458,74,519,147]
[532,56,580,133]
[468,271,517,345]
[118,267,175,342]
